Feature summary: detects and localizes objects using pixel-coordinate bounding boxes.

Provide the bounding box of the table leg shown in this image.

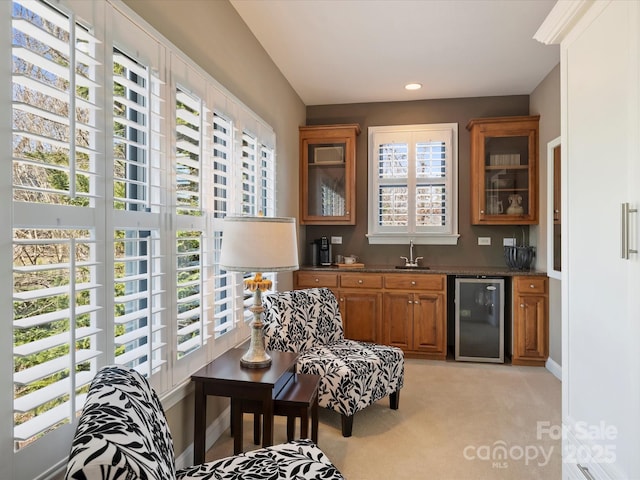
[193,382,206,465]
[261,394,274,448]
[231,398,243,455]
[311,392,319,444]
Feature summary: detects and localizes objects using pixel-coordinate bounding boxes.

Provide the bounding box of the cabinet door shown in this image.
[560,2,640,474]
[382,292,412,349]
[299,125,359,225]
[512,293,547,365]
[467,116,539,225]
[412,292,446,356]
[338,290,381,343]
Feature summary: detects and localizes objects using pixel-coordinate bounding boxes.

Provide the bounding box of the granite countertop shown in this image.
[298,264,547,277]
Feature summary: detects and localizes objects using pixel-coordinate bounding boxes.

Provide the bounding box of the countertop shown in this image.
[298,264,547,277]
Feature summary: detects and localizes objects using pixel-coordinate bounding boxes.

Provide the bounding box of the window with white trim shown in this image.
[6,0,277,473]
[367,124,459,245]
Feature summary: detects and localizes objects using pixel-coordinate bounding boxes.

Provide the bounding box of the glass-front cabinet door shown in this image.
[467,116,539,225]
[300,124,360,225]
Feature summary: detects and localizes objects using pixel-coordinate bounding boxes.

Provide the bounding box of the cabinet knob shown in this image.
[480,210,485,214]
[529,284,535,288]
[408,300,413,304]
[314,278,319,283]
[520,304,525,308]
[411,281,416,286]
[346,211,350,215]
[340,298,344,302]
[358,279,363,284]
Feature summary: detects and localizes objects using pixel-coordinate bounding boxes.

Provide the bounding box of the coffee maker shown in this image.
[311,236,332,266]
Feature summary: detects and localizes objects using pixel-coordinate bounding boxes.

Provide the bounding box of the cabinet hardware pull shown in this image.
[358,279,363,284]
[530,284,535,288]
[408,300,413,304]
[621,202,638,259]
[314,278,319,282]
[577,464,595,480]
[411,281,416,286]
[520,304,525,308]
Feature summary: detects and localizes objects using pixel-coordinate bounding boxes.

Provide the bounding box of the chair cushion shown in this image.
[175,439,344,480]
[64,366,176,480]
[263,288,344,353]
[297,340,405,417]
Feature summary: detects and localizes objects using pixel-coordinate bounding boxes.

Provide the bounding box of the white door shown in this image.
[562,1,640,478]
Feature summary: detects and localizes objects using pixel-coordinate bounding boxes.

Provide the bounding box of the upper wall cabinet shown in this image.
[467,115,540,225]
[299,124,360,225]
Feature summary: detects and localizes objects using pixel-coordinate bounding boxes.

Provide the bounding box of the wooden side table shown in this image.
[245,373,320,445]
[191,348,298,463]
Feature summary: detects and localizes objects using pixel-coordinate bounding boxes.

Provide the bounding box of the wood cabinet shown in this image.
[299,124,360,225]
[383,274,447,359]
[512,276,548,366]
[467,115,539,225]
[294,271,381,343]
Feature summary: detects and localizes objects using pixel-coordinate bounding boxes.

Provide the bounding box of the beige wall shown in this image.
[530,64,561,367]
[121,0,305,459]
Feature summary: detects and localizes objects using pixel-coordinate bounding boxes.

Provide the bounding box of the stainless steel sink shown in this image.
[395,265,430,270]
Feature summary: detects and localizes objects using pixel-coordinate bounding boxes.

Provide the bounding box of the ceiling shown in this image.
[229,0,559,106]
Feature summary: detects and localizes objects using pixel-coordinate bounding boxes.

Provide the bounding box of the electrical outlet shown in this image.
[503,237,516,247]
[331,236,342,245]
[478,237,491,246]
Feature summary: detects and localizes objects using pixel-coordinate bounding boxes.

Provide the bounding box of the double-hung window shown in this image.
[368,124,459,245]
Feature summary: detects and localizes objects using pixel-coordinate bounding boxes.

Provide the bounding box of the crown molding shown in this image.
[534,0,594,45]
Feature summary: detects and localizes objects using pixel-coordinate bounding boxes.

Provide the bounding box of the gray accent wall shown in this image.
[305,96,533,267]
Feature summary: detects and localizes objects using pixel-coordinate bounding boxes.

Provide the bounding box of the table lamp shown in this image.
[219,216,299,368]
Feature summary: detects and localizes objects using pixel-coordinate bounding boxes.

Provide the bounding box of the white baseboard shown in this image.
[546,357,562,381]
[174,405,230,470]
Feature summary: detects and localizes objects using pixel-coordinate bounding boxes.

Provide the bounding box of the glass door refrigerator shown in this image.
[455,277,505,363]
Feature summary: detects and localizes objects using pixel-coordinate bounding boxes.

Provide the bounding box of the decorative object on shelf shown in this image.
[220,215,299,368]
[506,194,524,215]
[504,245,535,270]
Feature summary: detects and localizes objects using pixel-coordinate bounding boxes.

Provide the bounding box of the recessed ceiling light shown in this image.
[405,83,422,91]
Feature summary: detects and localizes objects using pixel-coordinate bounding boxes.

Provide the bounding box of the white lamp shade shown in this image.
[219,216,299,272]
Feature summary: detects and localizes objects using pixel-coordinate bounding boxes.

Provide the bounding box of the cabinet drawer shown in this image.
[340,273,383,289]
[295,271,338,288]
[384,274,445,291]
[514,276,548,294]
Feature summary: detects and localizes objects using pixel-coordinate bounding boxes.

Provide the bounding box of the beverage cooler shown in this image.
[454,277,505,363]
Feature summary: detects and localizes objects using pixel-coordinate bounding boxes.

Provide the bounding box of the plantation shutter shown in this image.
[111,46,167,377]
[241,130,257,215]
[368,124,458,243]
[175,85,210,357]
[11,0,102,450]
[212,112,235,336]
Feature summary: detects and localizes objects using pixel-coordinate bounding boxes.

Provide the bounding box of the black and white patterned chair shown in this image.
[263,287,404,437]
[64,365,344,480]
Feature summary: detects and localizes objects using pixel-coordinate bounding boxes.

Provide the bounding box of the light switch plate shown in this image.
[503,237,516,246]
[478,237,491,246]
[331,236,342,244]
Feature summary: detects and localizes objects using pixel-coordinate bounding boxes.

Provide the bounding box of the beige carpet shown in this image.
[206,358,562,480]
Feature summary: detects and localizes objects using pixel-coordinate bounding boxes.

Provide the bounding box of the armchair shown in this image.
[263,287,404,437]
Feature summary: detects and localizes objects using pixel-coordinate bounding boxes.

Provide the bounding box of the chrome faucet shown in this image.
[401,240,423,267]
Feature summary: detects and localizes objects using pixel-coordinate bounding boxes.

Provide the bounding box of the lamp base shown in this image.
[240,351,272,369]
[240,282,272,369]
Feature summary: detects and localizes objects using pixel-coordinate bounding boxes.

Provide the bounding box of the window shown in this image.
[367,124,459,245]
[6,0,277,474]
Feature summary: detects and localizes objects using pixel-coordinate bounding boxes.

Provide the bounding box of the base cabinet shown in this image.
[383,291,446,358]
[512,276,548,366]
[382,274,447,359]
[338,290,382,343]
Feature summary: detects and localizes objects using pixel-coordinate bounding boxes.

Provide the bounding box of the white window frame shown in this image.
[367,123,459,245]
